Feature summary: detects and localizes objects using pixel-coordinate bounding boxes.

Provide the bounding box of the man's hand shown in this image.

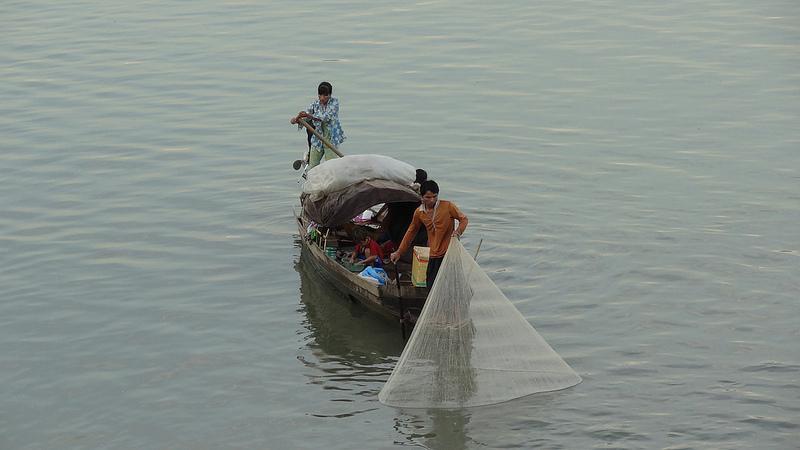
[390,251,400,263]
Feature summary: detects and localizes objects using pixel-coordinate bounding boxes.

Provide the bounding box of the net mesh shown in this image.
[379,239,581,408]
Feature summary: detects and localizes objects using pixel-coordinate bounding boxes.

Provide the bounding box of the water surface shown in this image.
[2,1,798,448]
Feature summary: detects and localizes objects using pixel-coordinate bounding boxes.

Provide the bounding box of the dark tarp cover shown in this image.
[302,179,420,227]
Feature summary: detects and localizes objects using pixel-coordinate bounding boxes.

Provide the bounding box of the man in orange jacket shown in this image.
[389,180,468,288]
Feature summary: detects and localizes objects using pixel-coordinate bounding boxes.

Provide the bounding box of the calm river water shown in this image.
[2,1,798,449]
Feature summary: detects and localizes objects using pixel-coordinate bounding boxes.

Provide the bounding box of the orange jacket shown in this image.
[397,200,468,258]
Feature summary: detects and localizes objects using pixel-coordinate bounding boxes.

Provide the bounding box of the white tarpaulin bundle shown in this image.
[302,154,416,201]
[379,239,581,408]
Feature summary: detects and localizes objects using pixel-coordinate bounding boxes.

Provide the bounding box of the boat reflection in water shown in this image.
[294,247,405,416]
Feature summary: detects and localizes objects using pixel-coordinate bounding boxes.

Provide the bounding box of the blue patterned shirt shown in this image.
[306,97,346,149]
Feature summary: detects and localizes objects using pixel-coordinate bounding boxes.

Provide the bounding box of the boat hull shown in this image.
[295,214,427,322]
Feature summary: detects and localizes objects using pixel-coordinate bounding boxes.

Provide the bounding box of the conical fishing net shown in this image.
[379,239,581,408]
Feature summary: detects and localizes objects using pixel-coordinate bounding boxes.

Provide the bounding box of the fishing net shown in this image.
[378,239,581,408]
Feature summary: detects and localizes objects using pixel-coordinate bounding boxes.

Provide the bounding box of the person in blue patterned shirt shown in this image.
[290,82,346,168]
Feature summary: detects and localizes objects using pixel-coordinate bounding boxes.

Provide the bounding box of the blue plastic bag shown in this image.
[358,266,388,285]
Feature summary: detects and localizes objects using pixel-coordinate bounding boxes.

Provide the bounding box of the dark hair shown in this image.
[318,82,332,96]
[414,169,427,184]
[353,228,367,242]
[419,180,439,196]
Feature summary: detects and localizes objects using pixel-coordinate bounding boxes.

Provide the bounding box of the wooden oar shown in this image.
[393,265,407,341]
[298,118,344,157]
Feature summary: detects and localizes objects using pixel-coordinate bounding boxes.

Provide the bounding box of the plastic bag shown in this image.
[358,266,388,285]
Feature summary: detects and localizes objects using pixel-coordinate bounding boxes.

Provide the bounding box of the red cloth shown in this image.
[356,239,383,259]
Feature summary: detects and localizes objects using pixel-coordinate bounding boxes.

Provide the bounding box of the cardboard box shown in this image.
[411,246,430,287]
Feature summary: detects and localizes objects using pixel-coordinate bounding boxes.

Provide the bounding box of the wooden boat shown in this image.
[294,214,427,322]
[292,159,430,324]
